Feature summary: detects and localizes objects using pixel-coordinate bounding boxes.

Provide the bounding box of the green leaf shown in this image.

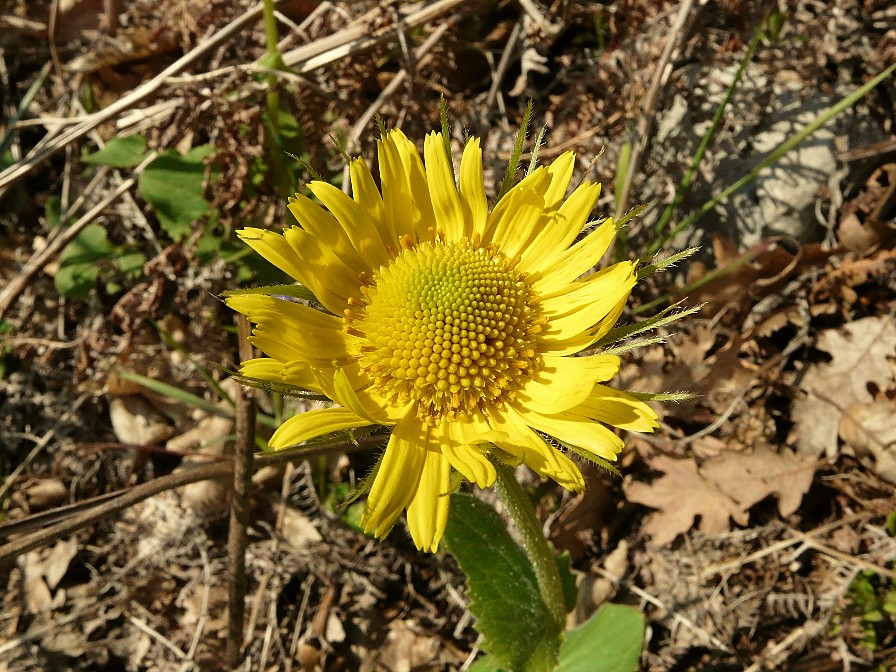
[138,146,214,240]
[81,135,148,167]
[115,250,146,275]
[55,224,114,299]
[444,493,562,672]
[468,655,503,672]
[557,604,645,672]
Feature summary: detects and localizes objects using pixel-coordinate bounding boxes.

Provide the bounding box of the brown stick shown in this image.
[226,317,256,669]
[0,434,383,568]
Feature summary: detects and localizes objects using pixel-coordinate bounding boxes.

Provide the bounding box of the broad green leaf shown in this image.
[55,224,114,299]
[444,493,562,672]
[81,135,148,167]
[557,604,645,672]
[138,145,214,240]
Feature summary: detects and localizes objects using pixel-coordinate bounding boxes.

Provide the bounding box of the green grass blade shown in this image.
[117,370,233,418]
[646,13,770,256]
[653,59,896,253]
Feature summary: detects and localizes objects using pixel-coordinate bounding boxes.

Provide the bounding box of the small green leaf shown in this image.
[55,224,114,299]
[444,493,562,671]
[139,146,214,240]
[115,250,146,275]
[557,604,645,672]
[44,196,62,229]
[766,10,786,41]
[82,135,148,167]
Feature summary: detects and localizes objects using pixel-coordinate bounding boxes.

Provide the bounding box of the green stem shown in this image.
[261,0,281,136]
[493,462,567,628]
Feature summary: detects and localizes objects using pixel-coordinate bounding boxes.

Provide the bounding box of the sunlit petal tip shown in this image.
[406,450,451,551]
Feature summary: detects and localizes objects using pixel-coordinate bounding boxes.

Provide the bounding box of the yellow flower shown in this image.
[228,129,659,551]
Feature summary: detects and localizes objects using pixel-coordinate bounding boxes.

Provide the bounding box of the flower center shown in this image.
[346,236,544,423]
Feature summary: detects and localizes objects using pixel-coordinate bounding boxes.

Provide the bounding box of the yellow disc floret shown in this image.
[346,235,544,423]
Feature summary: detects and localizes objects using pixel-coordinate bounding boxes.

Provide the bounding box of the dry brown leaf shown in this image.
[700,444,816,517]
[109,395,175,446]
[839,399,896,484]
[624,455,748,546]
[791,316,896,457]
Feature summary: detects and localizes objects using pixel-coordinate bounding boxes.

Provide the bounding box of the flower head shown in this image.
[228,129,659,551]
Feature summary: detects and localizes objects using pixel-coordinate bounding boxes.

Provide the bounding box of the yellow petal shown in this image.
[483,167,551,244]
[424,132,464,240]
[572,385,660,432]
[523,409,624,462]
[349,157,389,244]
[280,360,325,391]
[490,407,585,491]
[542,151,576,213]
[329,368,408,425]
[361,415,427,538]
[227,294,351,365]
[287,194,364,270]
[269,406,372,450]
[520,182,601,275]
[239,357,284,378]
[437,419,499,487]
[308,181,390,270]
[540,263,636,343]
[281,227,359,313]
[516,354,620,414]
[532,218,619,295]
[390,129,437,240]
[377,133,416,245]
[237,228,306,283]
[485,186,546,258]
[459,137,487,238]
[240,357,323,393]
[441,442,496,488]
[590,290,630,342]
[539,288,632,356]
[406,449,451,552]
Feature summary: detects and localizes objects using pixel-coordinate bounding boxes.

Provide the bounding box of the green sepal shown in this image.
[230,373,330,402]
[596,302,702,348]
[614,203,648,229]
[626,390,697,403]
[497,100,533,201]
[636,247,699,280]
[599,335,666,355]
[562,442,621,477]
[222,283,321,305]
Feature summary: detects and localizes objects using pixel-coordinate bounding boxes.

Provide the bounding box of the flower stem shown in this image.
[493,462,567,628]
